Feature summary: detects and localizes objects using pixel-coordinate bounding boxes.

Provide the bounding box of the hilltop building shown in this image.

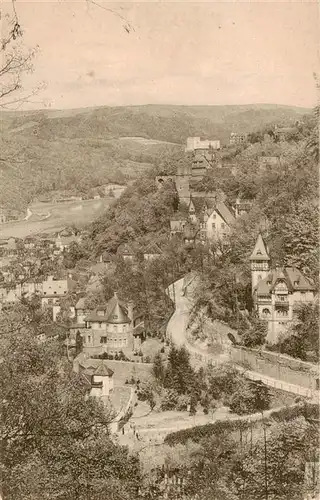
[250,234,316,343]
[156,138,222,203]
[185,137,220,152]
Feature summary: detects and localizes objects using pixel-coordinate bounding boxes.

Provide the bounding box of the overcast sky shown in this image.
[5,0,320,109]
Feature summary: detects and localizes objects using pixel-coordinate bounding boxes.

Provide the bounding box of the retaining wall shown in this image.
[230,346,319,391]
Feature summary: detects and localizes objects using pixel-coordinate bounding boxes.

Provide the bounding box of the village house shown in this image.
[41,275,77,320]
[117,243,135,263]
[55,233,80,253]
[80,362,115,398]
[74,354,136,433]
[0,238,20,257]
[170,216,187,238]
[233,197,253,218]
[229,132,248,145]
[74,292,145,356]
[94,251,117,272]
[187,196,235,242]
[250,234,316,343]
[258,156,281,172]
[274,124,298,141]
[0,277,43,309]
[183,222,200,249]
[143,243,162,261]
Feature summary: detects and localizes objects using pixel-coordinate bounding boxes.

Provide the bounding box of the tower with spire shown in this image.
[250,233,270,293]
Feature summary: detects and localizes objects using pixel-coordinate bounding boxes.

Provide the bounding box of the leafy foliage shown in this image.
[267,302,319,362]
[0,325,141,500]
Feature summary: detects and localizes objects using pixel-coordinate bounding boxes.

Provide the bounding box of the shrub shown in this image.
[160,389,179,411]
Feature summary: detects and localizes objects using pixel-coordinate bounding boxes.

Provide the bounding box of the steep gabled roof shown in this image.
[250,234,270,261]
[75,297,86,309]
[255,267,315,295]
[117,243,134,256]
[214,202,236,227]
[143,243,162,255]
[284,267,316,291]
[94,363,114,377]
[189,196,206,215]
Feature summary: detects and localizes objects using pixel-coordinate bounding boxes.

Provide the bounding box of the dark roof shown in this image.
[99,251,115,262]
[94,363,114,377]
[84,293,131,324]
[189,196,206,215]
[214,202,236,226]
[255,267,315,295]
[183,222,199,239]
[133,324,145,336]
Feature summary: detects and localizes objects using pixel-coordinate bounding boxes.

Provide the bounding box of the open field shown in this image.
[0,197,114,239]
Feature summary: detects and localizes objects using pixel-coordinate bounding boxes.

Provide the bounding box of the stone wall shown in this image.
[230,346,319,391]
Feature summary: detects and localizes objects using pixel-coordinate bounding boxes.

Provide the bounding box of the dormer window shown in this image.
[294,280,299,286]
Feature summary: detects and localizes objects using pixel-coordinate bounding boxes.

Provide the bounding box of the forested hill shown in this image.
[0,103,310,211]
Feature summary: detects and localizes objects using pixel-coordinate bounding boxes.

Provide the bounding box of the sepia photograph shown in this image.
[0,1,319,499]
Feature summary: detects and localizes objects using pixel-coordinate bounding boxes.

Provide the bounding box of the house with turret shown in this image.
[250,234,316,343]
[72,292,145,356]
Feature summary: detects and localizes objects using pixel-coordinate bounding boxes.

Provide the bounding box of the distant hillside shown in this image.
[0,104,310,210]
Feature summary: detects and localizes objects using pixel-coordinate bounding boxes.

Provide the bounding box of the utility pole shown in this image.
[262,418,272,500]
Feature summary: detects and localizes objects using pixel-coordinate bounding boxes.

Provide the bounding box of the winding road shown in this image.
[166,275,319,401]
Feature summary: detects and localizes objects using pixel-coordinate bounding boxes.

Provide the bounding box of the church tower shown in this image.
[250,233,270,293]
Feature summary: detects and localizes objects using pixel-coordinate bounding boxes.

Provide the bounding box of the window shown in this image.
[54,291,57,294]
[212,223,216,230]
[87,335,91,343]
[100,336,107,344]
[98,322,102,328]
[212,213,216,219]
[113,325,117,331]
[221,223,225,229]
